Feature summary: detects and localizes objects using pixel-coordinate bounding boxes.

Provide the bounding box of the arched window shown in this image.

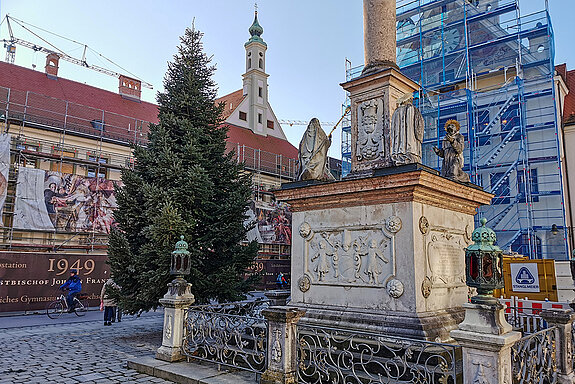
[259,58,263,69]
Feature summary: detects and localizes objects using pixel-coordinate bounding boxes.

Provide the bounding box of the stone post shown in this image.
[541,308,575,384]
[263,290,290,306]
[363,0,398,74]
[260,307,306,384]
[156,278,195,362]
[450,302,521,384]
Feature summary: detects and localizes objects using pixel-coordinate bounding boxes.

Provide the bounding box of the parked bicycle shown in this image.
[46,292,89,319]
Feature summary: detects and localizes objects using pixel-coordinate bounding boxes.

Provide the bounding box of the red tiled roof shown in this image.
[560,65,575,125]
[216,89,246,120]
[0,61,158,124]
[225,123,297,159]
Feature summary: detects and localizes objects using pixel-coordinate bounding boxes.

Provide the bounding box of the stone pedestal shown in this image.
[541,308,575,384]
[264,290,291,306]
[275,165,493,341]
[260,307,306,384]
[341,67,419,174]
[156,278,195,362]
[451,302,521,384]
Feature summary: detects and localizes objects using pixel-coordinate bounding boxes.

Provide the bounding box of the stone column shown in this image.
[156,278,195,362]
[260,307,306,384]
[363,0,398,74]
[541,308,575,384]
[450,302,521,384]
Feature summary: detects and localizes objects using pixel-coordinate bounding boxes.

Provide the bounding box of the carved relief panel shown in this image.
[300,221,398,288]
[356,98,385,163]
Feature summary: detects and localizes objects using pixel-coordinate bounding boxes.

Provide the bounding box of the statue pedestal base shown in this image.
[275,165,492,341]
[341,67,420,173]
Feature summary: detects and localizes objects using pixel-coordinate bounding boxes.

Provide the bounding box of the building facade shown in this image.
[0,11,296,312]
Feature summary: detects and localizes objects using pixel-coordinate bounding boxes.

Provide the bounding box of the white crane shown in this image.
[1,15,153,89]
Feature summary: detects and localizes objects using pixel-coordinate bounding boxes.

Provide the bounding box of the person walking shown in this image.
[59,269,82,312]
[100,278,119,326]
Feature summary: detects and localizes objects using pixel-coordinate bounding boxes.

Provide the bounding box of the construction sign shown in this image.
[510,263,540,292]
[501,257,558,301]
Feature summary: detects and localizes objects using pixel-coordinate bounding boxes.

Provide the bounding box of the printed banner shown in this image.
[247,200,292,245]
[0,134,9,222]
[0,252,109,312]
[14,167,118,233]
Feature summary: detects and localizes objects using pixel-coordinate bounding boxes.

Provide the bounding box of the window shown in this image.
[51,149,75,174]
[258,87,263,98]
[258,113,263,124]
[267,120,274,129]
[90,119,105,132]
[259,58,263,69]
[239,111,247,121]
[87,155,108,178]
[517,168,539,202]
[490,172,510,204]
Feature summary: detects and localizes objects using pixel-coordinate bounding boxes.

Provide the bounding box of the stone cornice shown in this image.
[274,170,493,215]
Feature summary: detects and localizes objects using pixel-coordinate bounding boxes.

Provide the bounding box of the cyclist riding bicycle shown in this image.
[60,269,82,312]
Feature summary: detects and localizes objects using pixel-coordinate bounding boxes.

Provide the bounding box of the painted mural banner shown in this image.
[248,200,292,245]
[13,167,118,233]
[0,133,9,222]
[0,252,110,312]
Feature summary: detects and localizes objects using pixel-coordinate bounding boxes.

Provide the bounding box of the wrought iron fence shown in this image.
[297,324,462,384]
[572,323,575,372]
[511,326,557,384]
[182,298,270,374]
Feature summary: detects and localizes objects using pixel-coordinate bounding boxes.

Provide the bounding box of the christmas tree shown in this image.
[107,27,258,313]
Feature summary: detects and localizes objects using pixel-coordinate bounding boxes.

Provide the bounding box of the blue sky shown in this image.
[0,0,571,157]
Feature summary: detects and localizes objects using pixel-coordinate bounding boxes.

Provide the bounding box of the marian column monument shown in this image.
[275,0,493,341]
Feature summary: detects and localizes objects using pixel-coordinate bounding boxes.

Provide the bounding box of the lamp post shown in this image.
[465,218,504,305]
[156,235,195,362]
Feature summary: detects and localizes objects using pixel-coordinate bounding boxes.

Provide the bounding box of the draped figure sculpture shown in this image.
[390,93,424,165]
[433,119,470,183]
[297,118,335,182]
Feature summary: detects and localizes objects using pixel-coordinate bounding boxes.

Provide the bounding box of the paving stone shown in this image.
[0,312,165,383]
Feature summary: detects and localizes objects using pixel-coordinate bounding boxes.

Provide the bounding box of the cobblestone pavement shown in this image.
[1,311,173,383]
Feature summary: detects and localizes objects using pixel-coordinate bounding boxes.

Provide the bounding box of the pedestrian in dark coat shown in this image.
[100,278,119,326]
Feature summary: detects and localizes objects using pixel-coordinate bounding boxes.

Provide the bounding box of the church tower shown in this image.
[242,10,272,136]
[218,8,286,140]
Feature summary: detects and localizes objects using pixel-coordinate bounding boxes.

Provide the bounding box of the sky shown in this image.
[0,0,572,158]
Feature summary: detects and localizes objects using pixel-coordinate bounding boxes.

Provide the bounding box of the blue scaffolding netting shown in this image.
[341,0,567,260]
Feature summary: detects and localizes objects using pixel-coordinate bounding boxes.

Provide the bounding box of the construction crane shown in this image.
[1,15,153,89]
[279,119,337,127]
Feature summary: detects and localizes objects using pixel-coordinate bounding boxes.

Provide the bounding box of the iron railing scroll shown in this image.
[297,324,462,384]
[182,298,270,374]
[511,326,557,384]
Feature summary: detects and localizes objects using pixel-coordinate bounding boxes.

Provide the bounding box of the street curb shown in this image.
[127,356,257,384]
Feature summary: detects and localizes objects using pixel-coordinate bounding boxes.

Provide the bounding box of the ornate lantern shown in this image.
[170,235,191,277]
[465,218,504,304]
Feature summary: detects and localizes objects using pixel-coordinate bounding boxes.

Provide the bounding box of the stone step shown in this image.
[127,356,258,384]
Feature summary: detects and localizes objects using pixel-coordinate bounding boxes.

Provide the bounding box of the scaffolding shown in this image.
[342,0,567,260]
[0,85,297,251]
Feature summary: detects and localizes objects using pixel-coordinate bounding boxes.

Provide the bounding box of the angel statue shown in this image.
[433,119,470,183]
[297,118,336,182]
[390,93,424,165]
